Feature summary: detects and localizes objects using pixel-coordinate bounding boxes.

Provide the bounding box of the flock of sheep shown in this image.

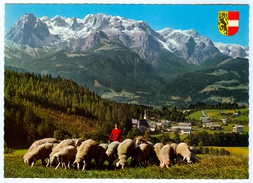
[23,137,197,170]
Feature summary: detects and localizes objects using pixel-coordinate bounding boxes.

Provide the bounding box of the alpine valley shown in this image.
[4,13,249,107]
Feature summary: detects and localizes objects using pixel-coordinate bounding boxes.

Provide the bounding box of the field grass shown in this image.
[3,150,249,179]
[205,146,248,156]
[188,108,249,121]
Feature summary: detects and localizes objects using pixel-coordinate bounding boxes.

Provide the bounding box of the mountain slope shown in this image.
[159,57,248,106]
[19,39,165,105]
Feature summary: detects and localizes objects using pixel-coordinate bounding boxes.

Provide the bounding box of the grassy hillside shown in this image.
[4,151,249,179]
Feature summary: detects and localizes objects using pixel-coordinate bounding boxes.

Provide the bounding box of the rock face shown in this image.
[5,13,57,48]
[5,13,248,64]
[157,28,221,64]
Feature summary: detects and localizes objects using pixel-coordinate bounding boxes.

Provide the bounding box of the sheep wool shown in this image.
[28,138,58,152]
[153,143,164,162]
[159,144,174,168]
[106,141,120,168]
[116,139,135,169]
[47,139,81,167]
[23,142,55,167]
[175,142,192,164]
[54,145,77,170]
[74,139,99,170]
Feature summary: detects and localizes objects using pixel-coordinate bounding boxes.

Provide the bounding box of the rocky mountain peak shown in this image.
[5,13,54,48]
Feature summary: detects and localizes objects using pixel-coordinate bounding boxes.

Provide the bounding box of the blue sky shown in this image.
[5,3,249,46]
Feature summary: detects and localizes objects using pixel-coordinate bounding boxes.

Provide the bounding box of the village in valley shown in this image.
[132,109,246,136]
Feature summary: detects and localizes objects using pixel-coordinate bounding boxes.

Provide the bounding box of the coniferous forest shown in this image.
[4,69,248,148]
[4,69,183,147]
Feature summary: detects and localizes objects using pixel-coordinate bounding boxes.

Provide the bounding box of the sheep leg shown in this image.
[82,160,86,171]
[31,162,35,167]
[55,162,61,169]
[46,159,50,167]
[31,157,36,167]
[63,162,67,170]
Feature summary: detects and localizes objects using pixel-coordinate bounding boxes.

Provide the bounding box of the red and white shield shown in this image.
[218,11,239,36]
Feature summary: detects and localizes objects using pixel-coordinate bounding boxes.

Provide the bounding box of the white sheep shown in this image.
[52,145,77,170]
[116,139,135,169]
[94,143,108,169]
[175,142,193,164]
[159,144,175,168]
[153,142,164,163]
[28,138,58,152]
[73,139,99,170]
[106,141,120,169]
[46,138,82,167]
[132,143,151,167]
[23,142,55,167]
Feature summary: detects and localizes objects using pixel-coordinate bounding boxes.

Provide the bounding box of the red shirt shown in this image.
[108,128,122,142]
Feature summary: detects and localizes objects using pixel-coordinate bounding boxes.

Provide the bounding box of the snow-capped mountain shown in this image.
[158,28,221,64]
[4,13,58,48]
[5,13,248,64]
[214,42,249,58]
[39,13,163,62]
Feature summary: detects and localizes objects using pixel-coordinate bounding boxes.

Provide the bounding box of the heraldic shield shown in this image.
[218,11,239,36]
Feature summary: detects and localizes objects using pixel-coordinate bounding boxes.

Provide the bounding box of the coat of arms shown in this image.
[218,11,239,36]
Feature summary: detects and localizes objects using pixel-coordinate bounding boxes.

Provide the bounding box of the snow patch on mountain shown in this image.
[214,42,249,58]
[157,28,220,64]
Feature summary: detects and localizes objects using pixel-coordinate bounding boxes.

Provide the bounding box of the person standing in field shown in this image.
[108,122,123,143]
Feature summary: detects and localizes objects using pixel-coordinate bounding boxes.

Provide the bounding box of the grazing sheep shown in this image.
[132,143,151,167]
[153,142,164,165]
[46,138,82,167]
[28,138,58,152]
[52,145,77,170]
[159,144,175,168]
[116,139,135,169]
[175,142,193,164]
[106,141,120,169]
[73,139,99,170]
[94,143,108,169]
[23,142,55,167]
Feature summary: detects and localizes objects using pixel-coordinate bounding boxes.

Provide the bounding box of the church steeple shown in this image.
[144,110,148,121]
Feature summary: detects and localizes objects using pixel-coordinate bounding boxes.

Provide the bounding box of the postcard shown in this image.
[1,0,252,182]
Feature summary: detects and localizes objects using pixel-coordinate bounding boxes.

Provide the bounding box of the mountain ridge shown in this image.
[5,13,249,64]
